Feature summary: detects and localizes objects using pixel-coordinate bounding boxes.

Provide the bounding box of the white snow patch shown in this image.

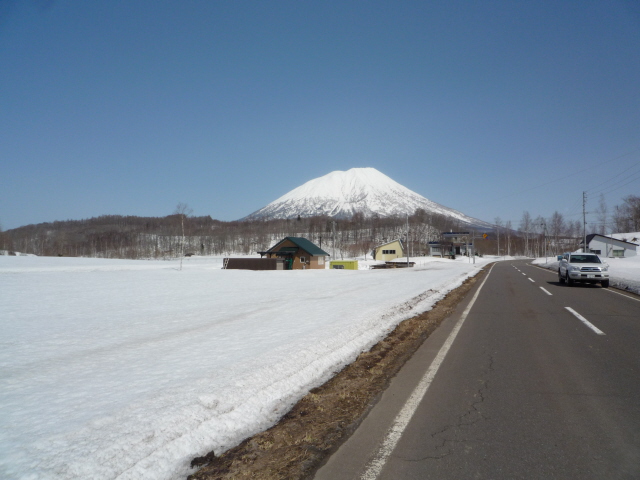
[1,254,494,480]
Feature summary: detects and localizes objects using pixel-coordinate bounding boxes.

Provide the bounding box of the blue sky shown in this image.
[1,0,639,231]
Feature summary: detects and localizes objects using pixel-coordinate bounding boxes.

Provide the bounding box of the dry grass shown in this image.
[188,269,486,480]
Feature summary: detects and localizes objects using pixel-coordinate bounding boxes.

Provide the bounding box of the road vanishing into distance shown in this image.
[315,260,640,480]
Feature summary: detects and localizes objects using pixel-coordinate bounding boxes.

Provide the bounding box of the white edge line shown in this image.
[360,264,496,480]
[602,288,640,302]
[531,265,640,302]
[565,307,605,335]
[540,287,552,296]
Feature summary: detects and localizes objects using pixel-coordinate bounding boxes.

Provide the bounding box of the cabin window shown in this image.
[382,249,396,255]
[300,256,306,263]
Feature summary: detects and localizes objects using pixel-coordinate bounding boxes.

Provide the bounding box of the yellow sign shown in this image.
[483,233,488,239]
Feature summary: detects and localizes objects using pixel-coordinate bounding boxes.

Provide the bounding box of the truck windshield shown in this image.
[570,255,601,263]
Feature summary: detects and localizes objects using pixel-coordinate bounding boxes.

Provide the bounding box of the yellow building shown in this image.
[372,239,405,262]
[330,260,359,270]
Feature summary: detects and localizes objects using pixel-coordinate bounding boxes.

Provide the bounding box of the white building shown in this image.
[583,234,638,258]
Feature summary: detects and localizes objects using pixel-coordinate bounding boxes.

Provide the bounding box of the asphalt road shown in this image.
[314,260,640,480]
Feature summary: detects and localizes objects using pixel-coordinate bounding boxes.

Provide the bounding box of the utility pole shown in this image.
[472,230,475,264]
[406,214,410,268]
[540,222,547,263]
[583,191,588,253]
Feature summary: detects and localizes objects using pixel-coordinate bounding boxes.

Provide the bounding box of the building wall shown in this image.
[224,258,283,270]
[429,243,442,257]
[330,260,358,270]
[374,240,404,261]
[305,255,326,269]
[589,237,638,257]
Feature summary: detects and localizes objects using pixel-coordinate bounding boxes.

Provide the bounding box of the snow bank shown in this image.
[0,255,492,480]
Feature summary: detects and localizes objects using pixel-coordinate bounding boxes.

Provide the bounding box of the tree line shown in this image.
[2,195,637,259]
[0,208,465,259]
[495,194,640,258]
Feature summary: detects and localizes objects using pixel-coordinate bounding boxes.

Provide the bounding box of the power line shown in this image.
[592,171,640,197]
[586,161,640,196]
[462,148,640,213]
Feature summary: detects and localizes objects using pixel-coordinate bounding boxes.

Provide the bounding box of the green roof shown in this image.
[269,237,329,256]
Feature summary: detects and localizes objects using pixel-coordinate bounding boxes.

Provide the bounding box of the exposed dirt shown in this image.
[188,267,487,480]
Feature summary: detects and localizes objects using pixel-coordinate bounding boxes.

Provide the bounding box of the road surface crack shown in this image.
[407,353,494,462]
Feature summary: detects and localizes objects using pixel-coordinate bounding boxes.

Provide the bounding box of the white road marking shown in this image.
[603,288,640,303]
[522,273,526,276]
[359,264,496,480]
[540,287,552,295]
[528,278,535,283]
[565,307,605,335]
[532,265,558,274]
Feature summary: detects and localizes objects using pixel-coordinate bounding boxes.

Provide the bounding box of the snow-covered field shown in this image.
[532,253,640,294]
[1,254,493,480]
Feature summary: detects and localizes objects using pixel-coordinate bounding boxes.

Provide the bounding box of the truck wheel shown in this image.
[601,280,609,288]
[558,270,565,283]
[566,272,574,286]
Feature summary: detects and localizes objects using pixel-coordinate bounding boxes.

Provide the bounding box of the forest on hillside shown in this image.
[0,209,453,259]
[1,195,638,260]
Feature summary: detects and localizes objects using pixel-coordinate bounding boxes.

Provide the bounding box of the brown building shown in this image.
[259,237,329,270]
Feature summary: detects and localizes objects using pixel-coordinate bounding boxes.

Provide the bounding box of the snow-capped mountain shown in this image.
[242,167,492,228]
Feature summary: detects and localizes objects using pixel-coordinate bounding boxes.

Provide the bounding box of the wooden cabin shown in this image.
[259,237,329,270]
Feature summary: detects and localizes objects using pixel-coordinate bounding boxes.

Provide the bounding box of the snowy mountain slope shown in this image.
[242,167,492,228]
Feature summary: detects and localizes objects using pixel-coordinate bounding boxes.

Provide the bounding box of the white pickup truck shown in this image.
[557,252,610,288]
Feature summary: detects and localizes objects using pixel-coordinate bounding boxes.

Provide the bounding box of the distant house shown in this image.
[432,231,474,257]
[582,234,638,258]
[428,241,443,257]
[372,239,405,261]
[259,237,329,270]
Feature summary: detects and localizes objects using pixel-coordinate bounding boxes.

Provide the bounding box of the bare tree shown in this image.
[494,217,503,256]
[519,211,532,257]
[532,216,545,258]
[595,194,608,235]
[174,203,193,270]
[548,211,565,256]
[613,195,640,232]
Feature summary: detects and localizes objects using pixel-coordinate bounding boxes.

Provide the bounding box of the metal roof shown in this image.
[373,238,405,250]
[585,233,639,247]
[266,237,329,256]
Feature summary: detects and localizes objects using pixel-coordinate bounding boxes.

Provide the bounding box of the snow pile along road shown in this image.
[0,255,492,480]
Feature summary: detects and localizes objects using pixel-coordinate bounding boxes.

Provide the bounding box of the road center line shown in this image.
[528,278,535,283]
[540,287,552,295]
[565,307,605,335]
[359,264,496,480]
